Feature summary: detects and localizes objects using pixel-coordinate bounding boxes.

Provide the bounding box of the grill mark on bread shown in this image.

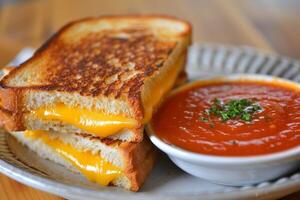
[42,30,176,99]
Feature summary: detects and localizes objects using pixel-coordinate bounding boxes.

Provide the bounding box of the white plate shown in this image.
[1,44,300,200]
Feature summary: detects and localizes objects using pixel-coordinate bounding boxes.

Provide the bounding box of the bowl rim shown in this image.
[146,74,300,166]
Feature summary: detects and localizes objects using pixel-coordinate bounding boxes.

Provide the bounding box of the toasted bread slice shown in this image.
[0,15,192,142]
[9,130,157,191]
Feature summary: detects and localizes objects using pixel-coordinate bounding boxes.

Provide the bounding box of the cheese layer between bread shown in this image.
[31,105,138,137]
[30,54,184,138]
[24,130,122,186]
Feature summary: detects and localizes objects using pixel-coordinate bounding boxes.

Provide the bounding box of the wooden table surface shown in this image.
[0,0,300,199]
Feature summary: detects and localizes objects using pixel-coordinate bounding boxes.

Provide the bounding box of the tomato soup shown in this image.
[151,80,300,156]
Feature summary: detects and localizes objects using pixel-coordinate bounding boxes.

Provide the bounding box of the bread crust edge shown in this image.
[120,137,157,191]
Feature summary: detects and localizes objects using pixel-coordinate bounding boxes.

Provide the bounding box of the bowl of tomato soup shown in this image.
[147,74,300,186]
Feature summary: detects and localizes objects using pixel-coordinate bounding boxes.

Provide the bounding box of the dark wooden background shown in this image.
[0,0,299,199]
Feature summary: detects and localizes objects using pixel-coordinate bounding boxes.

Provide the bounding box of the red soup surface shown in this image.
[151,80,300,156]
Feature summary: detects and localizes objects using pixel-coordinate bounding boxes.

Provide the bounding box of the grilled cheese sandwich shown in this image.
[0,15,191,142]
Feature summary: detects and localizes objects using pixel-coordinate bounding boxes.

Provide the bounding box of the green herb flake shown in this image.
[204,98,262,122]
[241,112,251,121]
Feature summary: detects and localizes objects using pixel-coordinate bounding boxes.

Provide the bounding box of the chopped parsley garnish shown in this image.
[200,98,262,123]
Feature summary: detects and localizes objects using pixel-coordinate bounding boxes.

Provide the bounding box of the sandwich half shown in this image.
[0,15,191,142]
[9,130,156,191]
[1,67,157,191]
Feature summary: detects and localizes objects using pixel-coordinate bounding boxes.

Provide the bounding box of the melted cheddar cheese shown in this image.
[31,105,137,137]
[24,130,122,186]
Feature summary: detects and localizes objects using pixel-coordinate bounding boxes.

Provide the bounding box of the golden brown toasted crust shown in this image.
[120,136,157,191]
[31,33,175,97]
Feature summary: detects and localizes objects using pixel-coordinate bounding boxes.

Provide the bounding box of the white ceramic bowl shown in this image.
[147,74,300,186]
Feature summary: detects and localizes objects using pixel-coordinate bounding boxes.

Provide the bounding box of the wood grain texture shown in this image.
[0,0,299,199]
[236,0,300,59]
[0,174,61,200]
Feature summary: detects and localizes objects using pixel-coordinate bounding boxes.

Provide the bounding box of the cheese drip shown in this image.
[24,130,122,186]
